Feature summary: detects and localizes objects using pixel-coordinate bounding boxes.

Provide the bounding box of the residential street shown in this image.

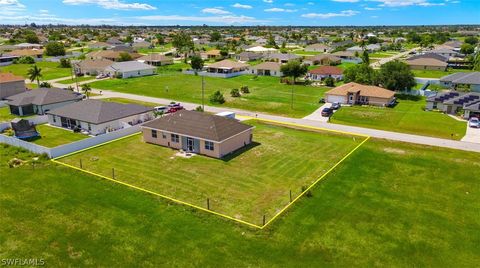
[47,79,480,153]
[370,47,419,69]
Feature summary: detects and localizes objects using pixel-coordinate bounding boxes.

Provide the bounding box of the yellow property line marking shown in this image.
[52,118,370,230]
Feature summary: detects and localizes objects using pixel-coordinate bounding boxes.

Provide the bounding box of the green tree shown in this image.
[267,34,277,48]
[210,90,225,104]
[190,55,204,73]
[230,88,240,97]
[25,32,39,44]
[343,64,377,85]
[473,53,480,71]
[156,34,165,45]
[118,52,132,62]
[173,32,194,63]
[81,84,92,99]
[362,50,370,64]
[280,60,308,84]
[324,77,335,87]
[460,43,474,55]
[210,31,222,42]
[27,65,42,87]
[377,60,416,91]
[45,42,66,56]
[58,58,71,68]
[464,36,478,45]
[220,48,229,58]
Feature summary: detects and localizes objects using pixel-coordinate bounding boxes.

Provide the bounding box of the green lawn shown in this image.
[337,62,357,70]
[56,76,95,85]
[0,62,72,81]
[370,51,399,58]
[0,107,17,122]
[292,50,322,56]
[156,62,190,73]
[331,97,466,139]
[30,124,89,147]
[101,97,160,107]
[1,137,479,266]
[57,121,362,224]
[412,68,474,78]
[90,74,328,118]
[136,44,173,54]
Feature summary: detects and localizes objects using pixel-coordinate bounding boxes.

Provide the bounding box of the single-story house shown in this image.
[46,99,154,135]
[0,72,26,99]
[439,72,480,92]
[106,37,124,45]
[5,49,44,59]
[250,62,283,77]
[203,59,249,78]
[201,49,222,60]
[0,55,20,66]
[245,46,278,54]
[6,88,83,116]
[132,41,152,49]
[234,52,263,62]
[104,61,157,78]
[307,66,343,81]
[264,53,300,64]
[137,54,173,66]
[325,82,395,106]
[330,40,354,50]
[426,91,480,118]
[305,43,331,53]
[87,42,112,49]
[346,44,381,53]
[74,59,114,76]
[331,51,362,63]
[405,58,448,71]
[429,48,462,59]
[14,43,43,50]
[141,110,254,159]
[407,53,448,63]
[86,50,142,62]
[304,54,341,66]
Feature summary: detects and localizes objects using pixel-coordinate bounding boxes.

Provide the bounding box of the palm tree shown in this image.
[27,65,42,87]
[81,84,91,99]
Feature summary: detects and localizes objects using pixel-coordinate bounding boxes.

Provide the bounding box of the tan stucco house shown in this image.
[141,110,254,158]
[325,82,395,106]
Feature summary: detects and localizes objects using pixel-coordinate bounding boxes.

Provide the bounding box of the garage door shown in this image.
[326,95,345,103]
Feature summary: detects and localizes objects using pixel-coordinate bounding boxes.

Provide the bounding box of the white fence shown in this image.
[1,125,141,159]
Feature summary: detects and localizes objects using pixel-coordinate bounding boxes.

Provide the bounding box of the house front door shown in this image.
[348,94,354,104]
[187,137,194,152]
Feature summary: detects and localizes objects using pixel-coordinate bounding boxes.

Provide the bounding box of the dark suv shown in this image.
[321,107,333,117]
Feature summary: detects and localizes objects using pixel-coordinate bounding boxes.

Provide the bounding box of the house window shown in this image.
[151,130,157,138]
[88,123,91,131]
[171,134,179,143]
[52,115,56,123]
[162,132,166,139]
[205,141,214,151]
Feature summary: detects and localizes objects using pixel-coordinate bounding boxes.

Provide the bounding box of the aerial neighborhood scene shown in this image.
[1,0,479,266]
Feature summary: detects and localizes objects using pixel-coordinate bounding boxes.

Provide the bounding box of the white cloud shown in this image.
[301,9,359,19]
[369,0,445,7]
[307,2,314,5]
[332,0,359,2]
[284,3,295,6]
[263,0,273,3]
[136,14,267,24]
[0,0,25,16]
[0,0,25,8]
[202,8,231,14]
[365,7,381,10]
[232,3,252,9]
[264,7,297,12]
[62,0,156,10]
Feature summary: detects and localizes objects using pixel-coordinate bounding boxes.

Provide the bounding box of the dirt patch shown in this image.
[383,147,406,154]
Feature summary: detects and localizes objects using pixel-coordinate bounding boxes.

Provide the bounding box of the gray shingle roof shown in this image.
[105,61,156,73]
[46,99,152,124]
[6,88,82,106]
[440,72,480,85]
[141,110,254,142]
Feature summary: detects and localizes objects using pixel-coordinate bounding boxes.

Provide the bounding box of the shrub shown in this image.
[324,77,335,87]
[58,58,71,68]
[210,90,225,104]
[301,185,313,198]
[14,56,35,64]
[240,86,250,94]
[230,88,241,97]
[39,82,52,88]
[195,106,204,112]
[45,42,65,56]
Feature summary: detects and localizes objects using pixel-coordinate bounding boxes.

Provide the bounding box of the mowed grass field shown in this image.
[1,138,479,266]
[30,124,89,147]
[57,121,362,224]
[412,68,474,78]
[331,98,467,139]
[0,62,71,81]
[56,75,95,85]
[90,74,328,118]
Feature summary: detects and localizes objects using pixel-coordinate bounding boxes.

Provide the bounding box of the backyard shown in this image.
[1,137,479,266]
[0,61,72,81]
[57,121,363,225]
[90,73,328,118]
[330,97,467,139]
[30,124,89,147]
[412,68,474,78]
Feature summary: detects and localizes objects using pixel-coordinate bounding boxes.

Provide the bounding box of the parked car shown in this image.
[167,103,184,113]
[321,107,333,117]
[469,117,480,128]
[154,106,168,114]
[96,73,108,79]
[331,102,341,110]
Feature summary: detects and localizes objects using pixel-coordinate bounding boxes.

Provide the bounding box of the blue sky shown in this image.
[0,0,478,26]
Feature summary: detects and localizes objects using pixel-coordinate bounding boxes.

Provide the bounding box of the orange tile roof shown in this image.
[326,82,395,99]
[0,72,24,83]
[308,66,343,75]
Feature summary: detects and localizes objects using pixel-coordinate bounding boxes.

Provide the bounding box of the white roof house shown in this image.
[245,46,278,54]
[104,61,157,79]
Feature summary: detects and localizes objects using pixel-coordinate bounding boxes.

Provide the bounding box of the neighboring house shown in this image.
[307,66,343,81]
[442,40,463,52]
[429,48,462,58]
[330,40,354,50]
[250,62,283,77]
[405,57,448,71]
[0,55,19,66]
[245,46,278,54]
[141,110,254,159]
[0,73,26,99]
[407,53,448,63]
[439,72,480,92]
[199,59,249,78]
[331,51,362,63]
[86,50,142,62]
[201,49,222,60]
[46,99,154,135]
[106,37,123,45]
[104,61,157,78]
[14,43,43,49]
[74,59,114,76]
[426,91,480,118]
[234,52,263,62]
[304,54,341,66]
[264,53,300,64]
[87,42,111,49]
[346,44,380,53]
[6,88,83,116]
[137,54,173,66]
[5,49,43,59]
[132,41,151,49]
[325,82,395,106]
[305,43,331,53]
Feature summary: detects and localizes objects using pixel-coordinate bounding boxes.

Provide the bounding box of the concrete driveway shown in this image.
[303,103,331,122]
[461,125,480,143]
